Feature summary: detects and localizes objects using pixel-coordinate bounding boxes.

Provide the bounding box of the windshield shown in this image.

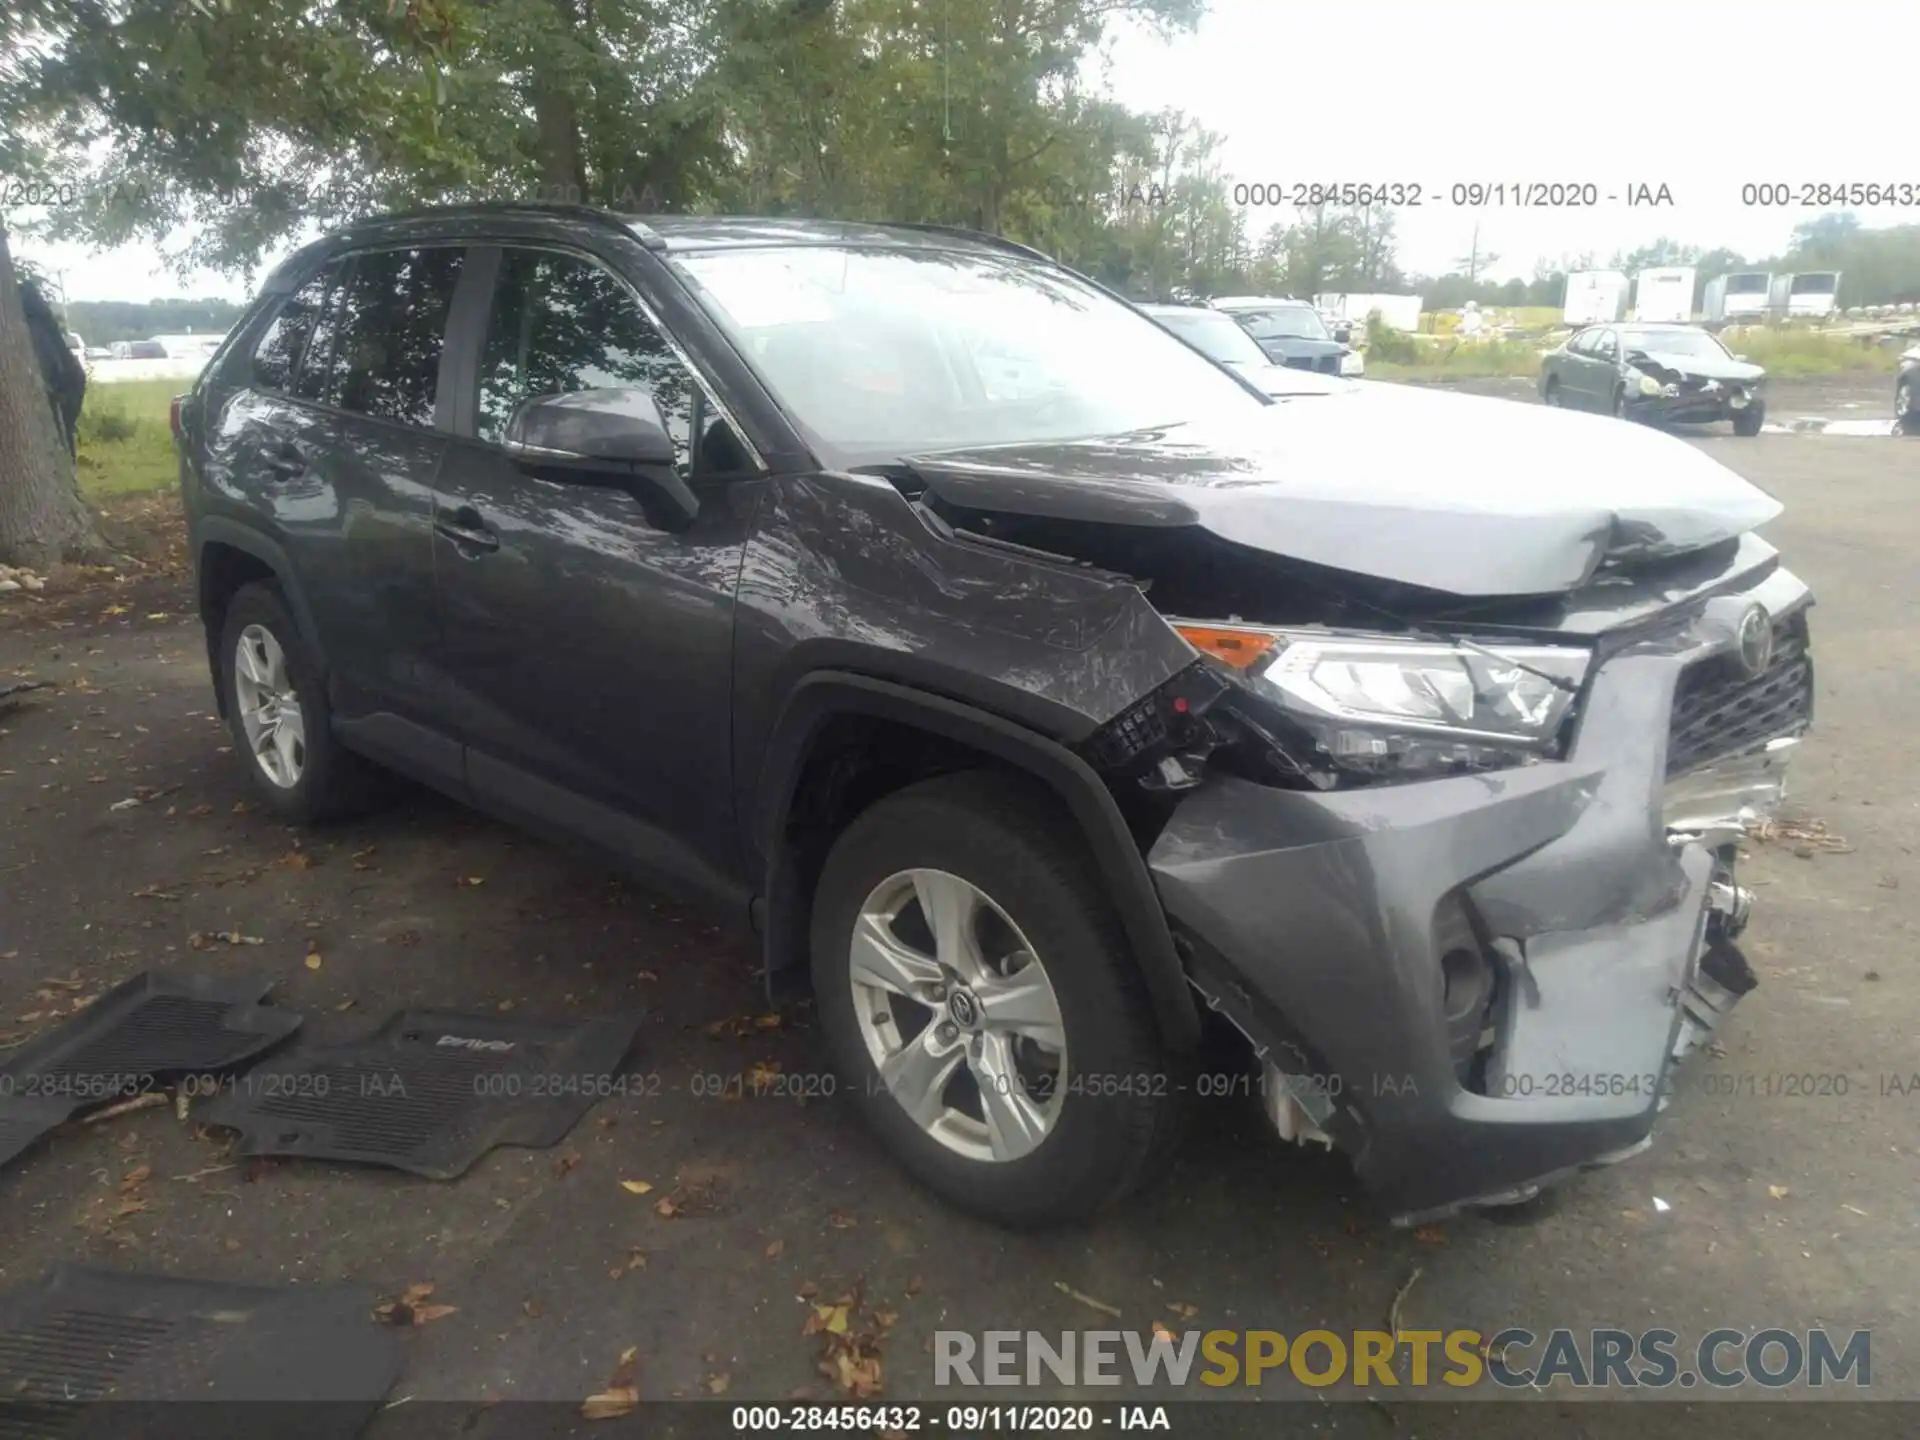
[1790,274,1837,295]
[1233,306,1331,341]
[674,246,1263,459]
[1727,273,1769,294]
[1621,328,1729,360]
[1150,309,1270,367]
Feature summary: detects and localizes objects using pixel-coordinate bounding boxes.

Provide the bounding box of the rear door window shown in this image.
[295,246,466,428]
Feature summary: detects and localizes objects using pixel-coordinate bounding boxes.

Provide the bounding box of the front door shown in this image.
[429,243,761,902]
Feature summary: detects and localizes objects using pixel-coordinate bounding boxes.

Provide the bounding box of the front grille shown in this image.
[1317,355,1341,374]
[1665,615,1812,778]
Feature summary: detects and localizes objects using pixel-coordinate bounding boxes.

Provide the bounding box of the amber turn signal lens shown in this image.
[1174,624,1278,670]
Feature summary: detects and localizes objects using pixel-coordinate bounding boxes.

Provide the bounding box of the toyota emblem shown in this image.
[1735,603,1773,676]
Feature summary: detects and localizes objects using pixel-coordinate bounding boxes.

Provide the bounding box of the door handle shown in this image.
[434,504,500,555]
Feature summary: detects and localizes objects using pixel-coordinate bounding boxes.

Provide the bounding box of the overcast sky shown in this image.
[16,0,1919,303]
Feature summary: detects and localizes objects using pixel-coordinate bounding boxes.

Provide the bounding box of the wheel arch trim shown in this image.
[753,670,1201,1052]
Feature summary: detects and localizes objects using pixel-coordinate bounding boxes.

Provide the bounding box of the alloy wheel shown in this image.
[849,868,1068,1163]
[233,624,306,789]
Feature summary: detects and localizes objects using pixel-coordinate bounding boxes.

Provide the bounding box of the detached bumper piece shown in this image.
[198,1009,644,1179]
[0,1265,399,1440]
[0,973,303,1172]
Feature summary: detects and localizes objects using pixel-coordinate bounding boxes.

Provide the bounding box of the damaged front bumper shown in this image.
[1144,567,1812,1225]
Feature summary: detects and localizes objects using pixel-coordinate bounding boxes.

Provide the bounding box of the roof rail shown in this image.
[881,222,1056,265]
[331,200,668,250]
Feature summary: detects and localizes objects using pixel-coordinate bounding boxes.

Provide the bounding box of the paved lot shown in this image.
[1,379,1916,1424]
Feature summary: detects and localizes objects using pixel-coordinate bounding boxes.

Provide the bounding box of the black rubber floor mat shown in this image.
[198,1009,644,1179]
[0,973,303,1173]
[0,1264,399,1440]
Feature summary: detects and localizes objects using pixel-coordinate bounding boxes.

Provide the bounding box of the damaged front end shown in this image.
[1056,534,1813,1224]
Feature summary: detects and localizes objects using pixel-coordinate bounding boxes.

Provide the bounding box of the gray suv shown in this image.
[176,204,1814,1229]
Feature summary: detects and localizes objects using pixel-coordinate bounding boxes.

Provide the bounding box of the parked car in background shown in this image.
[176,204,1809,1233]
[1139,303,1358,398]
[1540,322,1766,435]
[1897,344,1920,435]
[1207,296,1363,376]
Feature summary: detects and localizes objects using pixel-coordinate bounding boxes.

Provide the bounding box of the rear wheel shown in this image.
[809,771,1184,1227]
[1541,377,1562,407]
[218,583,383,823]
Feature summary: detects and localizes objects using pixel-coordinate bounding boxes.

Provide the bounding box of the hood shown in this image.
[904,385,1783,597]
[1224,360,1359,397]
[1628,348,1766,383]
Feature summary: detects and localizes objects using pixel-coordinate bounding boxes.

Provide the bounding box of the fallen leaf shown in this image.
[303,943,323,971]
[705,1373,730,1395]
[1768,1184,1790,1200]
[609,1347,640,1388]
[826,1210,857,1229]
[610,1248,647,1278]
[119,1164,152,1191]
[411,1304,457,1324]
[1414,1225,1448,1246]
[1166,1301,1198,1320]
[523,1299,545,1318]
[457,875,486,888]
[580,1388,638,1420]
[804,1303,851,1337]
[275,849,314,870]
[764,1239,784,1260]
[654,1196,679,1218]
[552,1148,581,1177]
[619,1179,653,1195]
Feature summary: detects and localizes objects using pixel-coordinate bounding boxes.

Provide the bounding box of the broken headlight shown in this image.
[1174,623,1590,780]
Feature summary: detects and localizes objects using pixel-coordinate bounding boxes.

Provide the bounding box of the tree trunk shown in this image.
[0,226,107,570]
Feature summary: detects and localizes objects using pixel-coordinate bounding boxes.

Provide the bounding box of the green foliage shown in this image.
[74,379,179,495]
[1363,311,1418,363]
[1718,327,1900,377]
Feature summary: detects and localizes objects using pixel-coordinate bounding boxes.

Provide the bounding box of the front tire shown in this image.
[1731,404,1764,437]
[809,771,1184,1228]
[217,582,383,824]
[1611,385,1630,419]
[1896,378,1914,434]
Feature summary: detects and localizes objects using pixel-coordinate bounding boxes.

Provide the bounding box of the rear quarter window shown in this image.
[250,270,335,392]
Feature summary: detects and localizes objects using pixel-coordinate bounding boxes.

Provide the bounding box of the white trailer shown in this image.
[1702,272,1772,322]
[1563,270,1629,326]
[1633,266,1696,323]
[1313,292,1424,332]
[1768,272,1841,319]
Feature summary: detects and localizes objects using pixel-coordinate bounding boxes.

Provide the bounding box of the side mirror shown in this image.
[505,388,698,531]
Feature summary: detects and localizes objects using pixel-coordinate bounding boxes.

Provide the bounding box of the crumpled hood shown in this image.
[1629,348,1766,383]
[904,385,1784,597]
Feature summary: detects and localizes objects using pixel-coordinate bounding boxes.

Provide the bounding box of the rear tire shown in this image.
[809,771,1185,1228]
[1541,378,1561,407]
[217,583,384,824]
[1896,379,1914,434]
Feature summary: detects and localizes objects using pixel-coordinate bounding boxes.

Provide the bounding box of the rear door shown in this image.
[213,245,467,784]
[428,242,763,902]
